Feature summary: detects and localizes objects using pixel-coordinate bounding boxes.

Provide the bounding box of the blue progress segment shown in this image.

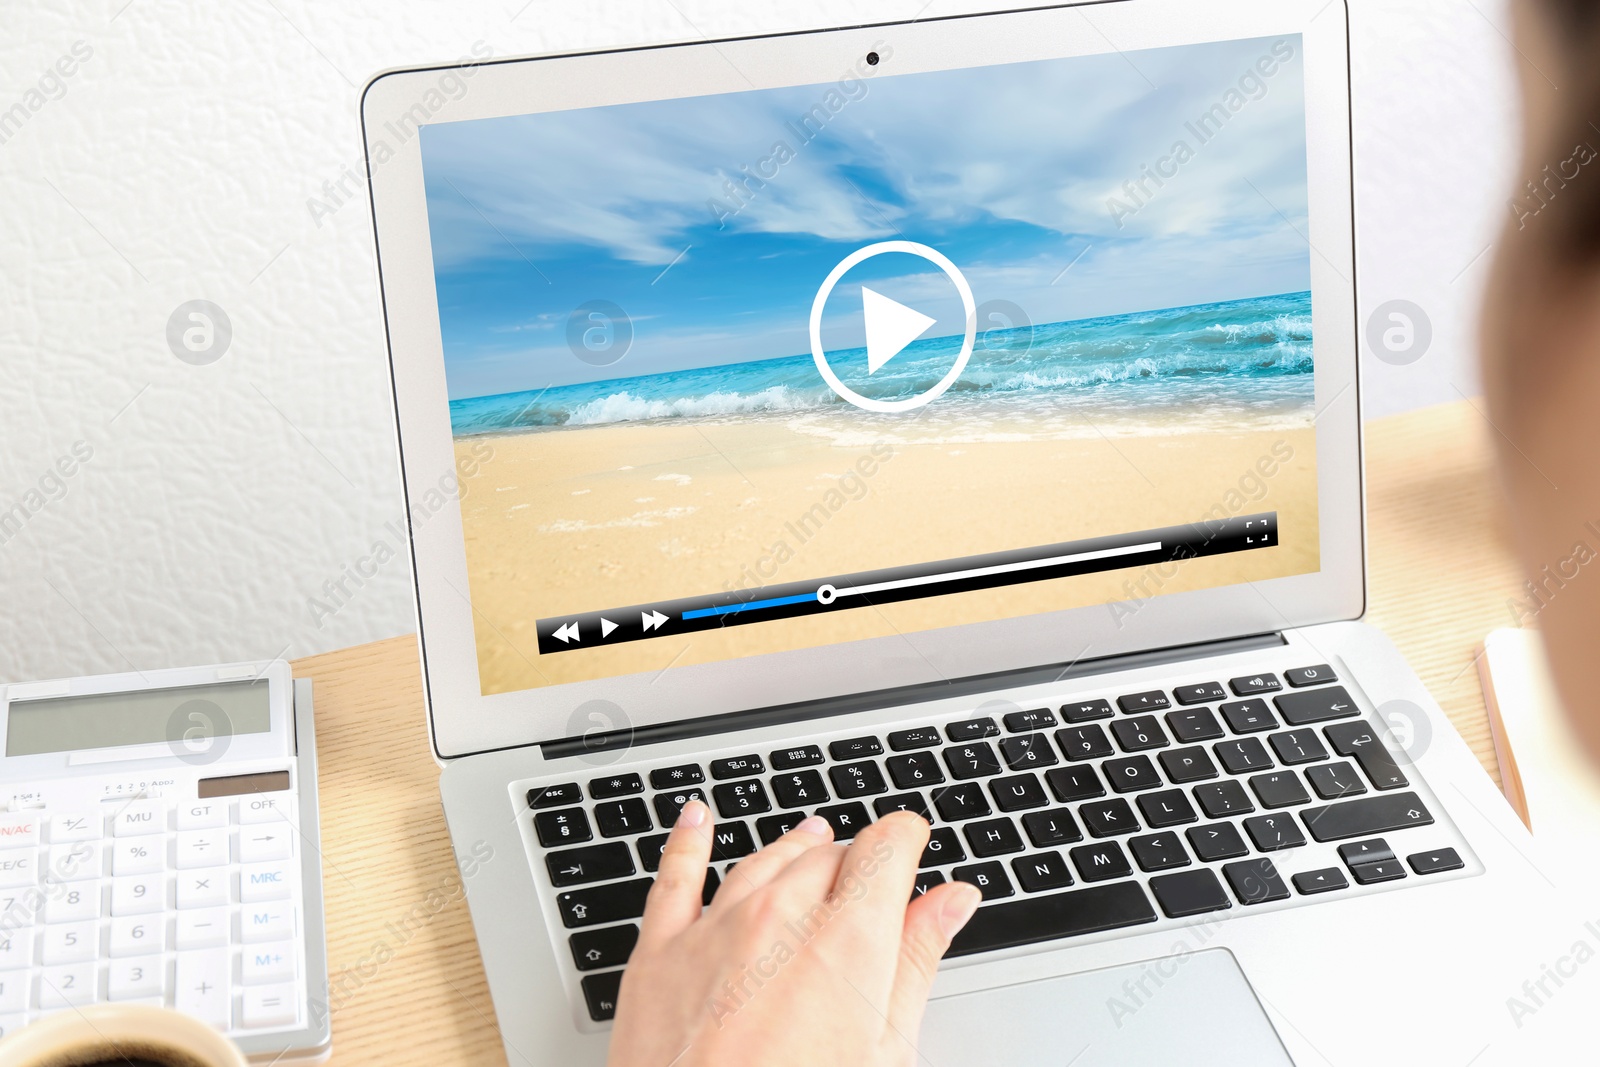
[682,591,819,620]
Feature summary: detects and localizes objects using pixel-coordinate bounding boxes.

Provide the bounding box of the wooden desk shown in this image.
[292,399,1520,1066]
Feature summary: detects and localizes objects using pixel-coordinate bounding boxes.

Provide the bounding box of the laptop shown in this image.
[362,2,1591,1062]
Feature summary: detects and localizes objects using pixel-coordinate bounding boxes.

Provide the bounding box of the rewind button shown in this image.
[553,622,580,644]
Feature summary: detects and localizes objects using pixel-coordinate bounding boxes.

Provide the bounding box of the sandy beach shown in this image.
[455,417,1320,695]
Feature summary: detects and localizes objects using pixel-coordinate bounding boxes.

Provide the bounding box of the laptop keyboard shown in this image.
[515,663,1471,1024]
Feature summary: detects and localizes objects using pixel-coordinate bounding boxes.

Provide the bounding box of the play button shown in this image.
[809,240,976,413]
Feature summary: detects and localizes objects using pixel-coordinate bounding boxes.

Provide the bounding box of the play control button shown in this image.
[809,240,976,413]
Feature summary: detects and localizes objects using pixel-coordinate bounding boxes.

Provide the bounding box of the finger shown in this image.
[635,799,712,952]
[709,814,833,913]
[829,812,929,927]
[885,881,981,1042]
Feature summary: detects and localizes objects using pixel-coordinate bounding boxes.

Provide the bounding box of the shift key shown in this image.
[558,878,654,928]
[1300,792,1434,842]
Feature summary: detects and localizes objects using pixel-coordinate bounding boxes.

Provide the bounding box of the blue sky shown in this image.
[420,35,1310,400]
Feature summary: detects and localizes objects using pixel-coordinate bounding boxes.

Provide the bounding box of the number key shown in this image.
[593,798,653,837]
[111,874,165,916]
[1054,725,1113,762]
[42,920,98,964]
[712,780,772,817]
[771,770,830,808]
[829,762,888,798]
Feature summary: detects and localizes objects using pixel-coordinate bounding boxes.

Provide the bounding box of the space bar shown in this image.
[945,882,1158,958]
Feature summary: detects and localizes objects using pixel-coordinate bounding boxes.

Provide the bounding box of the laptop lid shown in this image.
[365,0,1360,761]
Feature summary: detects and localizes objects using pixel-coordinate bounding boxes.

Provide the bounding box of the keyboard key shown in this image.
[1269,729,1330,765]
[1069,841,1133,882]
[755,813,804,845]
[45,882,98,923]
[912,870,946,899]
[595,798,655,837]
[1129,831,1191,872]
[0,813,47,851]
[243,946,295,988]
[108,956,166,1000]
[527,783,583,808]
[951,861,1014,900]
[1173,682,1226,705]
[709,823,756,862]
[0,930,32,971]
[1229,674,1281,696]
[1293,867,1349,895]
[887,729,941,752]
[173,803,226,832]
[1159,746,1219,784]
[547,842,636,887]
[815,803,873,839]
[1338,838,1393,866]
[932,783,991,822]
[944,743,1002,780]
[1004,709,1057,733]
[1137,789,1198,828]
[1285,664,1338,687]
[1055,725,1113,762]
[1149,868,1232,918]
[1223,858,1290,904]
[1103,756,1163,794]
[1243,814,1306,852]
[241,903,295,944]
[581,970,623,1021]
[1220,699,1277,734]
[1325,720,1409,790]
[1249,771,1311,809]
[771,770,830,808]
[1307,761,1367,799]
[829,736,883,760]
[946,718,999,742]
[175,908,230,949]
[1021,809,1082,848]
[1079,799,1139,838]
[830,762,888,798]
[45,842,101,884]
[570,925,638,971]
[999,734,1058,771]
[1193,780,1255,818]
[1350,859,1408,885]
[1300,791,1434,842]
[1214,738,1273,775]
[1276,686,1360,727]
[874,792,932,821]
[1060,699,1114,723]
[652,789,707,827]
[636,835,668,872]
[990,774,1049,812]
[1011,851,1075,893]
[1045,765,1104,803]
[702,869,719,905]
[946,880,1155,957]
[535,808,593,848]
[1188,822,1249,862]
[886,752,945,790]
[46,812,94,843]
[1111,716,1169,753]
[920,827,966,867]
[770,745,825,769]
[1166,707,1225,744]
[712,781,770,818]
[1408,848,1464,875]
[238,795,293,825]
[710,755,765,780]
[1117,690,1170,713]
[650,764,705,789]
[964,818,1025,858]
[589,773,644,799]
[558,878,653,928]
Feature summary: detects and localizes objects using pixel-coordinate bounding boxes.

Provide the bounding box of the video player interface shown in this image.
[419,34,1320,696]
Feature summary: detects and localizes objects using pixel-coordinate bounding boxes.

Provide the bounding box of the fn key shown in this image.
[581,971,623,1021]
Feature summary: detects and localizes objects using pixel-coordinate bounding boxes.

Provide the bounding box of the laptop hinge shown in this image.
[540,630,1286,760]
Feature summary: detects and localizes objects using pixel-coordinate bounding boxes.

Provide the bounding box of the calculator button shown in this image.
[241,982,299,1028]
[175,950,232,1028]
[113,802,167,837]
[44,883,99,923]
[41,920,98,964]
[0,852,38,889]
[0,931,33,970]
[174,801,230,830]
[47,813,98,843]
[175,830,230,869]
[240,861,293,903]
[0,814,41,850]
[110,915,166,957]
[238,795,295,825]
[113,838,166,876]
[176,871,230,910]
[38,962,97,1008]
[0,973,23,1013]
[108,956,166,1000]
[45,842,103,882]
[0,1014,27,1038]
[238,827,293,864]
[176,907,231,950]
[242,943,297,985]
[242,904,296,943]
[111,874,166,915]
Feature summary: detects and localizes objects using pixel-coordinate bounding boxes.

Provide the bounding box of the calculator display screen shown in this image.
[4,679,272,757]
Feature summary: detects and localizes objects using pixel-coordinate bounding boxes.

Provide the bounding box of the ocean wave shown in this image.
[564,386,819,426]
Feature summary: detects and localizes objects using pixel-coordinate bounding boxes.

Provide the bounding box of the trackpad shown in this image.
[919,949,1293,1066]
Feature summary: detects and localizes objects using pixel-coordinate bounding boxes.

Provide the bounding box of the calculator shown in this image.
[0,661,331,1062]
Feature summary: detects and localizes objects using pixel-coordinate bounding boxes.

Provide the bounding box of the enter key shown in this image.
[1325,719,1409,790]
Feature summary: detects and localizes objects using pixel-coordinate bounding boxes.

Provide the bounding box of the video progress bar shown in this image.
[533,512,1277,655]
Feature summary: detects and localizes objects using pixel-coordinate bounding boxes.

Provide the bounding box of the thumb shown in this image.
[884,881,982,1045]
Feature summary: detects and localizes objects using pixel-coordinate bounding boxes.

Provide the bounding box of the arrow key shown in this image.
[546,842,635,887]
[1292,866,1349,895]
[569,924,639,971]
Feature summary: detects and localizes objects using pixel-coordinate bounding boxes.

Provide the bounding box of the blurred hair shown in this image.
[1539,0,1600,258]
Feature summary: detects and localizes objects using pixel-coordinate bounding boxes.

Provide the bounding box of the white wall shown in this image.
[0,0,1518,682]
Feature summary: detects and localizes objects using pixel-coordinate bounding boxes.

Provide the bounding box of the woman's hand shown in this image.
[606,800,982,1067]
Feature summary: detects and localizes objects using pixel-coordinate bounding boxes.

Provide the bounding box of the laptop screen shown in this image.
[417,33,1317,698]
